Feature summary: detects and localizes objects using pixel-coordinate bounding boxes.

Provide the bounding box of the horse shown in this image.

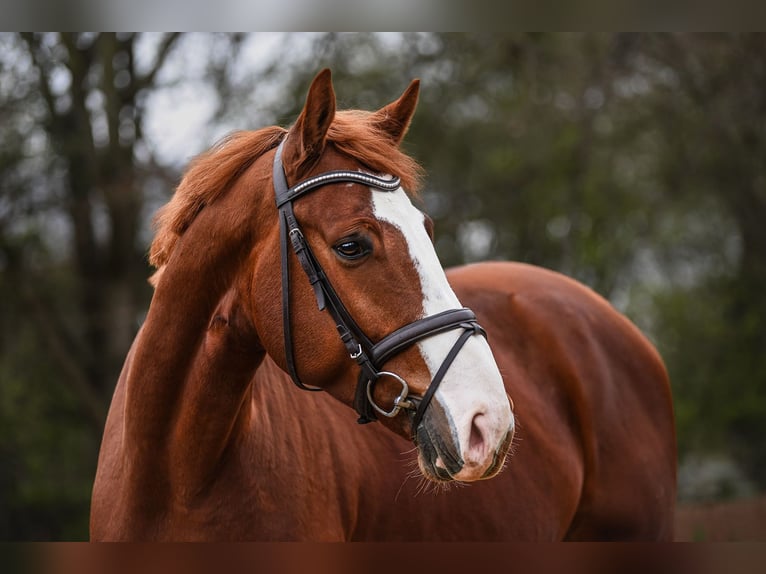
[90,69,676,541]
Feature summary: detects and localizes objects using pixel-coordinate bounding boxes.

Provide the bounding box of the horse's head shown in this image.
[152,69,514,483]
[248,70,515,483]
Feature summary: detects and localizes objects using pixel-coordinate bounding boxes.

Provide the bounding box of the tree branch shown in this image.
[135,32,181,92]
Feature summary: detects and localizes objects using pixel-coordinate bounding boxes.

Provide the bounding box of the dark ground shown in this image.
[674,496,766,541]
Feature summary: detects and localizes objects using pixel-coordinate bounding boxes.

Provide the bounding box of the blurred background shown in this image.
[0,33,764,540]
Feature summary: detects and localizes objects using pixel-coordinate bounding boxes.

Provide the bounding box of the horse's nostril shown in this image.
[468,413,487,461]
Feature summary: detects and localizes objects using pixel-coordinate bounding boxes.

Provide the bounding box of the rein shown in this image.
[272,139,487,431]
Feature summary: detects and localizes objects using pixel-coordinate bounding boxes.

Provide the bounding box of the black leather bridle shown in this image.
[273,138,487,431]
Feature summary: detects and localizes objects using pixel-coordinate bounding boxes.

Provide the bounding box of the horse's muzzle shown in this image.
[414,397,514,483]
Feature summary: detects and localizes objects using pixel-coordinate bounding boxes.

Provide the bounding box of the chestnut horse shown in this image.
[90,70,676,541]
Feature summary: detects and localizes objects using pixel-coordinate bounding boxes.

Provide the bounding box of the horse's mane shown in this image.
[149,111,423,275]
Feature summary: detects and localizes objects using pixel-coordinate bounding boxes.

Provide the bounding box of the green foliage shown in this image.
[0,277,98,540]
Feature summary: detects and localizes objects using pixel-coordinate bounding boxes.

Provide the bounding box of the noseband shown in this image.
[273,139,487,431]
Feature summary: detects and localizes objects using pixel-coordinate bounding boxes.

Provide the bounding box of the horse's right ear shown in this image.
[284,69,336,179]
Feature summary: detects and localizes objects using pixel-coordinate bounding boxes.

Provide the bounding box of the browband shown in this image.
[276,170,401,207]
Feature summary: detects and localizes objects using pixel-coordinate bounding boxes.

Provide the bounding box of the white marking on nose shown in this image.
[371,186,514,480]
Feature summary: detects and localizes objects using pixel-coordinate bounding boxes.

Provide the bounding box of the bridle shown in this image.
[273,138,487,432]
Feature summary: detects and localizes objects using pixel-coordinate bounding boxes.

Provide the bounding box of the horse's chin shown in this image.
[416,448,509,484]
[414,423,513,484]
[417,454,455,483]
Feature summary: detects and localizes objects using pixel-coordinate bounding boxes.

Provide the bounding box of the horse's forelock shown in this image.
[329,110,424,195]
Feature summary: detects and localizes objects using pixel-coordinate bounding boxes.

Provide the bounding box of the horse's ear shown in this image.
[372,79,420,146]
[423,211,435,243]
[285,68,336,178]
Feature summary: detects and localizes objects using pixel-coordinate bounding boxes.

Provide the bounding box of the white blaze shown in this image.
[371,187,513,474]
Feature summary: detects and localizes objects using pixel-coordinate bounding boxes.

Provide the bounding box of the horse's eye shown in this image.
[334,238,370,260]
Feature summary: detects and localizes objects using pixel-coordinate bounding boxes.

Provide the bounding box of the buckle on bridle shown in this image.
[366,371,416,418]
[288,227,305,250]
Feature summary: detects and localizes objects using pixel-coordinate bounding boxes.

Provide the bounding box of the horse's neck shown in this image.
[121,229,264,497]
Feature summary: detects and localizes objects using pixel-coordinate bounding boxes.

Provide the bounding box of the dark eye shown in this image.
[334,237,371,260]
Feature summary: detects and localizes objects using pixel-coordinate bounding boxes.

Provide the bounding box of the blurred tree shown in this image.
[5,32,185,421]
[618,34,766,490]
[0,32,250,539]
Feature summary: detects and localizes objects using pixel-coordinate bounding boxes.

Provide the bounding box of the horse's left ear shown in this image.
[372,79,420,146]
[285,68,337,178]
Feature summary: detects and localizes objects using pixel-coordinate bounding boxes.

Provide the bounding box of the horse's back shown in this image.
[447,261,677,540]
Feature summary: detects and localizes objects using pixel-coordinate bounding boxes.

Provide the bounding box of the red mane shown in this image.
[149,112,424,274]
